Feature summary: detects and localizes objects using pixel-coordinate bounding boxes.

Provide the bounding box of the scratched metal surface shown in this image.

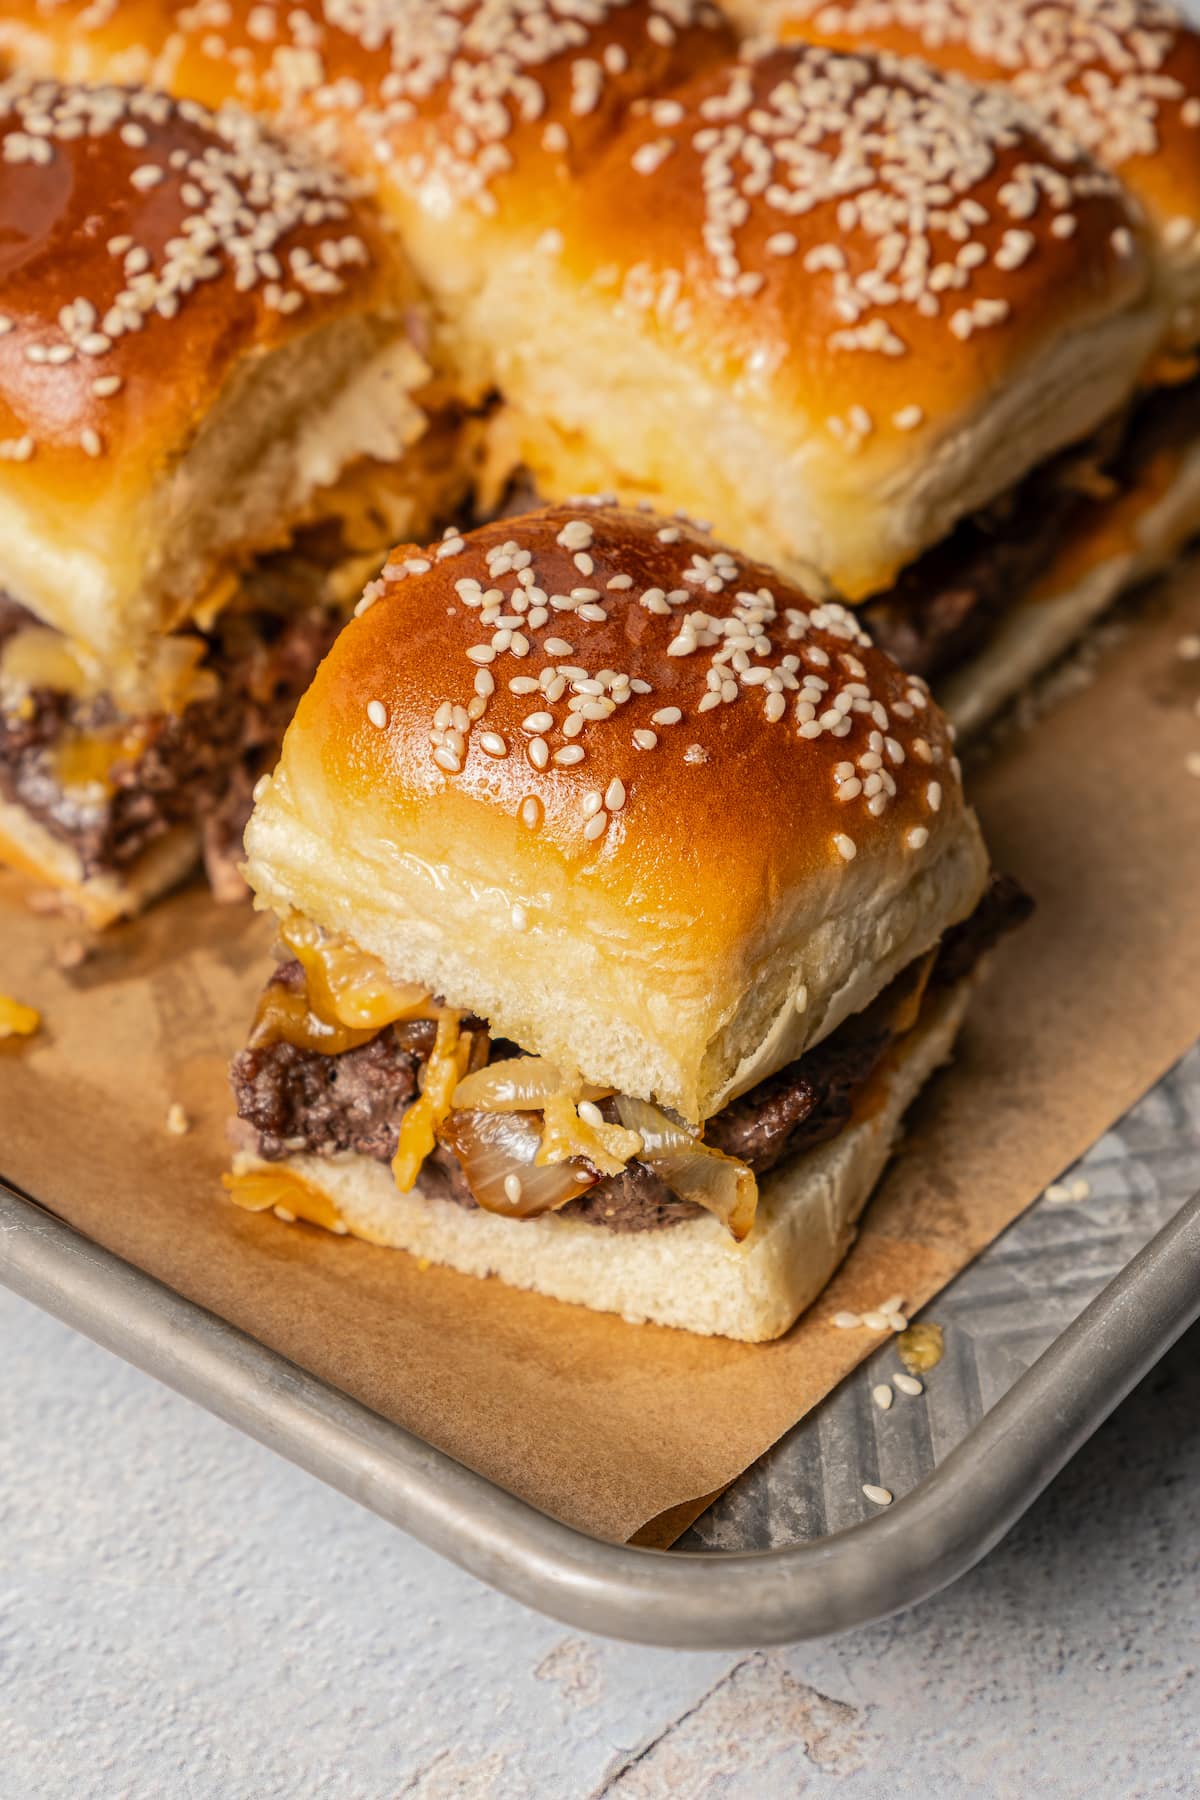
[681,1043,1200,1552]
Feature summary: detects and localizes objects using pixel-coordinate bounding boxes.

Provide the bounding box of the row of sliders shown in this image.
[1,3,1199,738]
[0,3,1194,1335]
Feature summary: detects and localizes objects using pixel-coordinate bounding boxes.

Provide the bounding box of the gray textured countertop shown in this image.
[2,1279,1197,1799]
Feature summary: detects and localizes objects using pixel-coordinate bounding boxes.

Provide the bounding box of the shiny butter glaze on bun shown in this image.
[245,503,988,1122]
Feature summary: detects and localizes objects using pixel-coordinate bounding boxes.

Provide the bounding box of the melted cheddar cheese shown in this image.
[0,993,40,1038]
[223,1167,348,1233]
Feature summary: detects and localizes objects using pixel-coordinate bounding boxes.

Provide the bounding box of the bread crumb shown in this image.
[26,888,67,916]
[165,1102,191,1136]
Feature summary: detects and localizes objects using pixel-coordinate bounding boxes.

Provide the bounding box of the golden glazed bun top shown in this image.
[563,42,1147,448]
[0,74,427,660]
[732,0,1200,343]
[548,41,1156,594]
[245,503,988,1120]
[0,73,395,499]
[0,1,735,224]
[283,502,967,887]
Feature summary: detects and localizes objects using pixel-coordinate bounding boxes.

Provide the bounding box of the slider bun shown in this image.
[230,971,973,1340]
[0,75,428,663]
[944,428,1200,737]
[492,43,1161,598]
[244,504,988,1124]
[0,797,198,926]
[0,1,737,401]
[731,0,1200,347]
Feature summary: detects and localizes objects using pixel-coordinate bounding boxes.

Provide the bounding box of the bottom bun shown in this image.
[0,797,198,926]
[230,981,972,1342]
[944,433,1200,738]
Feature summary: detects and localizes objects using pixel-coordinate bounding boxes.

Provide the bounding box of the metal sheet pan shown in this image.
[3,1048,1198,1649]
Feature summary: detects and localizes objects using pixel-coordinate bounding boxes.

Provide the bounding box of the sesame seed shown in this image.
[833,834,857,861]
[553,745,585,766]
[583,810,608,841]
[927,781,943,812]
[831,1311,862,1329]
[520,796,542,830]
[862,1311,892,1331]
[165,1103,190,1136]
[605,778,626,811]
[906,826,929,850]
[503,1174,523,1204]
[528,737,549,770]
[480,732,507,757]
[893,1374,924,1397]
[366,700,388,729]
[872,1384,893,1412]
[522,711,553,733]
[79,428,102,458]
[633,729,658,750]
[862,1484,893,1507]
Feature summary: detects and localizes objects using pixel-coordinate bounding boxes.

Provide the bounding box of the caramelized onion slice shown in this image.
[615,1096,759,1242]
[452,1056,611,1112]
[452,1055,569,1112]
[438,1109,598,1218]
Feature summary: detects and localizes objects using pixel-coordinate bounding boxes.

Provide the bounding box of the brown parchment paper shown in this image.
[2,573,1199,1547]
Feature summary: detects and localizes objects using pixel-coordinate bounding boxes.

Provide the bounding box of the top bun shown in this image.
[0,0,737,398]
[729,0,1200,348]
[244,503,989,1123]
[513,42,1160,597]
[1,7,1164,597]
[0,74,427,663]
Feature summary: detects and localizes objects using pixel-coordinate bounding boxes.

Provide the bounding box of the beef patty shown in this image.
[859,373,1200,680]
[0,557,342,890]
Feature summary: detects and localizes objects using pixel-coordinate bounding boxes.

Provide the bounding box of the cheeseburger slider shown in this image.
[2,2,1177,733]
[0,76,469,924]
[719,0,1200,730]
[725,0,1200,343]
[227,503,1027,1341]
